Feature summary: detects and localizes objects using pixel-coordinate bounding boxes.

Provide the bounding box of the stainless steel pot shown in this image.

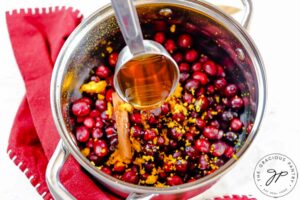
[46,0,267,199]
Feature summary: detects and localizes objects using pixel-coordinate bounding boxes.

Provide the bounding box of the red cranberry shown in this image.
[222,97,231,107]
[225,131,238,142]
[93,140,108,157]
[172,113,185,123]
[191,62,202,72]
[95,100,107,112]
[153,20,167,32]
[92,128,103,139]
[203,126,219,139]
[88,153,100,165]
[195,138,210,153]
[231,97,244,110]
[246,123,253,134]
[217,65,226,77]
[144,162,155,172]
[185,146,197,159]
[76,126,90,142]
[101,166,112,175]
[199,55,208,63]
[185,132,194,142]
[105,126,116,138]
[183,92,193,103]
[113,162,125,173]
[87,139,94,148]
[164,39,176,53]
[169,139,178,149]
[161,103,170,114]
[106,89,113,102]
[167,175,184,186]
[157,136,165,146]
[122,170,139,184]
[90,109,100,118]
[192,71,208,85]
[130,113,142,124]
[224,146,235,158]
[154,32,165,44]
[206,85,215,94]
[72,100,90,117]
[196,87,206,97]
[185,49,198,62]
[198,154,209,170]
[188,178,196,183]
[178,34,192,48]
[221,111,234,122]
[185,79,200,91]
[76,117,84,123]
[131,125,143,138]
[83,117,95,129]
[163,162,173,172]
[91,75,100,82]
[210,120,220,129]
[80,97,93,105]
[108,52,118,67]
[211,141,227,157]
[172,53,183,63]
[179,63,190,72]
[214,78,227,90]
[96,65,110,78]
[144,129,157,141]
[224,84,238,97]
[203,60,217,76]
[175,160,188,172]
[170,127,183,140]
[106,75,114,87]
[180,72,190,83]
[148,114,158,125]
[195,96,209,111]
[196,118,206,129]
[230,118,243,131]
[95,117,104,128]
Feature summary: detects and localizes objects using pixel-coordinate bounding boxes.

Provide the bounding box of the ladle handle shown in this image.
[239,0,252,28]
[111,0,145,55]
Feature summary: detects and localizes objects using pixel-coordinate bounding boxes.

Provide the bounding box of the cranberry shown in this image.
[161,103,170,114]
[172,113,185,123]
[185,132,194,142]
[246,123,253,134]
[192,71,208,85]
[106,89,113,102]
[157,136,165,146]
[169,139,178,149]
[154,32,165,44]
[90,109,100,118]
[83,117,95,129]
[225,131,238,142]
[144,129,157,141]
[175,160,188,172]
[206,85,215,94]
[144,162,155,172]
[172,53,183,63]
[231,97,244,110]
[214,78,227,90]
[91,75,100,82]
[148,114,158,125]
[196,87,206,97]
[179,63,190,72]
[101,111,109,121]
[185,146,198,159]
[131,125,143,138]
[170,127,183,140]
[195,96,209,111]
[217,65,226,77]
[153,20,167,31]
[196,118,206,129]
[183,92,193,104]
[163,162,173,172]
[93,140,108,157]
[230,118,243,131]
[210,120,220,129]
[113,162,125,173]
[80,97,93,105]
[122,170,139,184]
[195,139,210,153]
[203,126,219,139]
[87,139,94,148]
[211,141,227,157]
[95,117,104,128]
[167,175,184,186]
[224,84,238,97]
[95,100,107,112]
[203,60,217,76]
[76,126,90,142]
[95,65,110,78]
[177,34,192,48]
[108,52,118,67]
[88,153,101,165]
[130,113,142,124]
[191,62,202,72]
[106,75,114,87]
[76,117,84,123]
[188,178,196,183]
[185,79,200,91]
[101,166,112,175]
[164,39,176,53]
[198,154,209,170]
[72,100,90,117]
[221,111,234,122]
[222,97,231,107]
[180,72,190,83]
[92,128,103,139]
[199,55,208,63]
[105,126,116,138]
[224,146,235,158]
[173,151,182,158]
[185,49,198,63]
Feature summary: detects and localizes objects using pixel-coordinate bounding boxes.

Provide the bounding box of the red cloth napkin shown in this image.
[6,6,255,200]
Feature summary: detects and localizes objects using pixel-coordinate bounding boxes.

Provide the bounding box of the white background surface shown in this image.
[1,0,300,199]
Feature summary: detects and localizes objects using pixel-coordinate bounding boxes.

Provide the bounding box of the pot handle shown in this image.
[46,140,76,200]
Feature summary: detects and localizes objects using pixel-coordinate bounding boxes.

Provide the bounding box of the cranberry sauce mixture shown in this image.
[70,22,252,187]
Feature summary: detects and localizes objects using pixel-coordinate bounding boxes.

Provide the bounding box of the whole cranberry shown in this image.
[153,20,167,31]
[89,109,100,118]
[105,126,116,138]
[198,154,209,169]
[231,97,244,110]
[167,175,184,186]
[163,162,173,172]
[175,160,188,172]
[76,126,90,142]
[144,129,157,141]
[106,75,114,87]
[172,53,183,63]
[83,117,95,129]
[199,55,208,63]
[211,141,227,157]
[91,75,100,82]
[192,71,208,85]
[224,84,238,97]
[92,128,103,139]
[222,97,231,107]
[214,78,227,90]
[131,125,143,138]
[203,60,217,76]
[154,32,165,44]
[224,146,235,158]
[179,63,190,72]
[169,139,178,149]
[148,114,158,125]
[230,118,243,131]
[196,87,206,97]
[225,131,238,142]
[191,62,202,72]
[101,166,112,175]
[93,140,108,157]
[188,178,196,183]
[180,72,190,83]
[221,111,234,122]
[96,65,110,78]
[130,113,142,124]
[210,120,220,129]
[95,99,107,112]
[106,89,113,102]
[144,162,155,172]
[87,139,94,148]
[183,92,193,104]
[196,118,206,129]
[185,146,198,160]
[185,132,194,142]
[195,138,210,153]
[185,79,200,91]
[206,85,215,94]
[122,170,139,184]
[172,112,185,123]
[178,34,192,48]
[72,100,90,117]
[203,126,219,139]
[246,123,253,134]
[185,49,198,63]
[88,153,101,165]
[170,127,183,140]
[108,52,118,67]
[217,65,226,77]
[157,136,165,146]
[195,96,209,111]
[80,97,93,105]
[113,162,125,173]
[101,111,109,121]
[161,103,170,114]
[76,117,84,123]
[164,39,176,53]
[95,117,104,128]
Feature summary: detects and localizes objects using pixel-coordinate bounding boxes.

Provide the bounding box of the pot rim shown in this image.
[51,0,267,194]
